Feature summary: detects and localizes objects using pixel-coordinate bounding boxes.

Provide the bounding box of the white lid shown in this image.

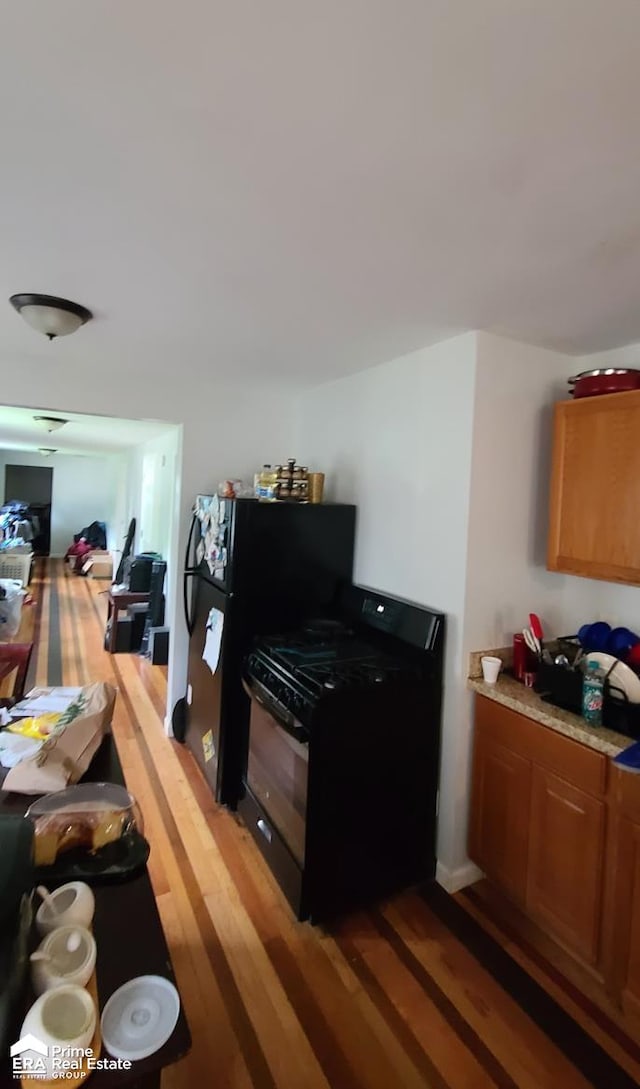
[100,975,179,1062]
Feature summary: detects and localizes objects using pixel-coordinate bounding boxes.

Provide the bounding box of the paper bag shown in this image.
[2,682,116,795]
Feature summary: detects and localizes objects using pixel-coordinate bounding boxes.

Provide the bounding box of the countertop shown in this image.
[468,672,633,757]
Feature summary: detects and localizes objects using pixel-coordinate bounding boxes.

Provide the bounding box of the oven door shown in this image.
[243,679,309,868]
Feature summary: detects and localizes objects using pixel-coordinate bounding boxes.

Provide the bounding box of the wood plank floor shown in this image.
[11,558,640,1089]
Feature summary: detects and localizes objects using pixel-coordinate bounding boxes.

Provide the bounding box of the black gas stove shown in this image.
[245,620,426,729]
[239,586,445,922]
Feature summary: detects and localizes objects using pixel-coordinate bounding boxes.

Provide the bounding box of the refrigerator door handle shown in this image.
[183,511,199,637]
[183,572,196,637]
[184,510,198,573]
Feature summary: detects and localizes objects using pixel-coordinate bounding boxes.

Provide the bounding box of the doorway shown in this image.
[3,464,53,554]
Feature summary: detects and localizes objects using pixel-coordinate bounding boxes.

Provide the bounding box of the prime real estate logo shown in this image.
[10,1033,132,1079]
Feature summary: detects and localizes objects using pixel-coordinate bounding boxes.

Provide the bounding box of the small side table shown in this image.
[106,590,150,654]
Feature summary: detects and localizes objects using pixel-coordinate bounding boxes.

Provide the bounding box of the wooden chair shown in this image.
[0,642,34,707]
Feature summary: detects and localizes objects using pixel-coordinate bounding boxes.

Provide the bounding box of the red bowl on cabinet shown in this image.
[569,368,640,398]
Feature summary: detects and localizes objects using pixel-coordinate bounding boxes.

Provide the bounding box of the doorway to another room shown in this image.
[3,463,53,554]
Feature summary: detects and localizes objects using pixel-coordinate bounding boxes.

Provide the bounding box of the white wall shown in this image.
[295,329,627,887]
[464,333,581,649]
[0,448,124,557]
[116,424,181,631]
[295,333,478,878]
[0,366,296,718]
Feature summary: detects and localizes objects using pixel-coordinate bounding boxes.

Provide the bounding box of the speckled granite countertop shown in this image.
[468,672,632,757]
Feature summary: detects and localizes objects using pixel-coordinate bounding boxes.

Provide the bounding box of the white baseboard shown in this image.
[435,860,484,894]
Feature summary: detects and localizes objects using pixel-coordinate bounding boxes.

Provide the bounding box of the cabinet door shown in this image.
[611,812,640,1024]
[469,730,531,904]
[547,391,640,584]
[527,767,606,966]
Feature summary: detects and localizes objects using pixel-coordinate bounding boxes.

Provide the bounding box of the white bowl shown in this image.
[21,985,96,1080]
[31,925,96,995]
[36,882,95,937]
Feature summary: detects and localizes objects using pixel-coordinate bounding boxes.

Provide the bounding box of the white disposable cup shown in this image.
[481,656,502,684]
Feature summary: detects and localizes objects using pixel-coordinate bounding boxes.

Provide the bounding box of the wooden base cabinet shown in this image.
[527,767,606,966]
[609,772,640,1027]
[469,696,608,975]
[470,695,640,1014]
[468,734,531,904]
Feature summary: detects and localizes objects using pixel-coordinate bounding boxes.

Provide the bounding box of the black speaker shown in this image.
[148,626,169,665]
[124,553,162,592]
[140,561,167,656]
[104,615,132,653]
[127,603,149,651]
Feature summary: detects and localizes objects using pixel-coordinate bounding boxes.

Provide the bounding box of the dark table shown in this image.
[0,733,191,1088]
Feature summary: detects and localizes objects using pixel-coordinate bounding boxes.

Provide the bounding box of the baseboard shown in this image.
[436,859,484,894]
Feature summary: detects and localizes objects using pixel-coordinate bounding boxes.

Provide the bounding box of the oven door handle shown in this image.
[242,676,309,745]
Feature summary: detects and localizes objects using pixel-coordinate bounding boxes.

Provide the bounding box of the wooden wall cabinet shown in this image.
[547,389,640,585]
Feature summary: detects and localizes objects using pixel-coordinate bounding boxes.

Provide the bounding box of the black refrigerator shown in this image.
[181,496,356,808]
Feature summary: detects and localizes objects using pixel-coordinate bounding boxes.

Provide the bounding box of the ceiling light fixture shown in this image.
[38,448,57,457]
[33,415,69,433]
[9,293,92,340]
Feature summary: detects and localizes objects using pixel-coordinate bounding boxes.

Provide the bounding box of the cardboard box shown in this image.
[82,551,114,580]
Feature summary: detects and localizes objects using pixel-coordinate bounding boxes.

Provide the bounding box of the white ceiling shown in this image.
[0,406,173,456]
[1,1,640,386]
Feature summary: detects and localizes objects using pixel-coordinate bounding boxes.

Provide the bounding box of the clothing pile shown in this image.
[65,521,108,574]
[0,501,37,544]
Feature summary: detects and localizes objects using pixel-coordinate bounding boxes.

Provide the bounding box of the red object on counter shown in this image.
[513,634,527,681]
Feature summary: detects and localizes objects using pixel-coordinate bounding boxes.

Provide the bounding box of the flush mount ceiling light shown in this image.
[33,415,68,433]
[9,293,92,340]
[38,448,57,457]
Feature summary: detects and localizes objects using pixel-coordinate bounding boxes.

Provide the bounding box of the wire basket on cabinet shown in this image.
[0,552,32,586]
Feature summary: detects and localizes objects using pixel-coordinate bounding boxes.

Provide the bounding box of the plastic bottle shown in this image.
[582,660,604,726]
[256,465,278,500]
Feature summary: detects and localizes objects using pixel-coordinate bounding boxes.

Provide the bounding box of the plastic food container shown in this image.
[26,782,143,868]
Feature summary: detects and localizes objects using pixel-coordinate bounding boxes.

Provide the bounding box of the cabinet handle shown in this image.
[257,818,272,843]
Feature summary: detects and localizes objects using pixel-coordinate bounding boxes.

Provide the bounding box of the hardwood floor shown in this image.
[9,558,640,1088]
